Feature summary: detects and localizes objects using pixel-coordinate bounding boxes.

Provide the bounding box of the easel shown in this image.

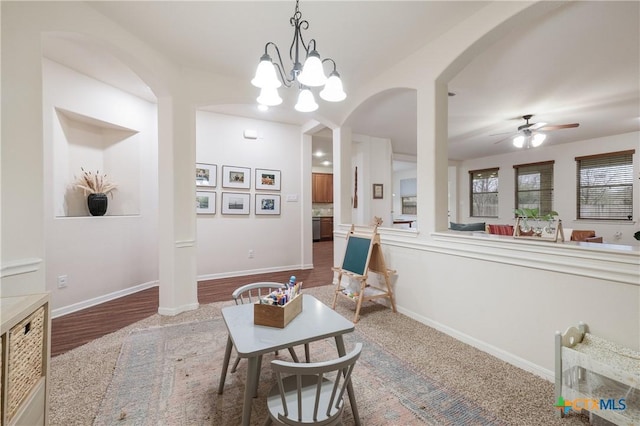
[331,224,396,323]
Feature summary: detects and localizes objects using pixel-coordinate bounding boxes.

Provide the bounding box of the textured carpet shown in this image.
[50,285,590,425]
[93,318,506,426]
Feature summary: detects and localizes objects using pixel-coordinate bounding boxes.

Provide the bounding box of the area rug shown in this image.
[94,318,506,426]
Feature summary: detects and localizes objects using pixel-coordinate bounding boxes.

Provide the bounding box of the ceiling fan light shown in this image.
[297,50,327,87]
[319,71,346,102]
[513,135,525,148]
[257,86,282,106]
[294,88,318,112]
[251,54,282,89]
[532,133,546,147]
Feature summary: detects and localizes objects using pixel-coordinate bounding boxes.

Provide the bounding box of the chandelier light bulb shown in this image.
[294,88,318,112]
[251,54,282,89]
[531,133,546,147]
[297,50,327,87]
[257,86,283,106]
[513,135,525,148]
[320,71,346,102]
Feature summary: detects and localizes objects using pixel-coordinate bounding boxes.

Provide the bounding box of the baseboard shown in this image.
[52,281,158,319]
[396,306,555,382]
[158,302,199,316]
[53,263,317,319]
[197,264,314,282]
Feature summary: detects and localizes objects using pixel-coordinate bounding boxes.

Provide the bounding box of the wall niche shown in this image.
[54,107,140,217]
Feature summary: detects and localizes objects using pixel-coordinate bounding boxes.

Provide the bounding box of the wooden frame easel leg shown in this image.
[383,270,397,313]
[352,278,367,323]
[331,269,343,309]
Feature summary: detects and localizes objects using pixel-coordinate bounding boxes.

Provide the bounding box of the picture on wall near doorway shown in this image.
[196,163,216,187]
[221,192,250,214]
[255,168,281,191]
[256,194,281,215]
[222,165,251,189]
[373,183,383,199]
[196,191,216,214]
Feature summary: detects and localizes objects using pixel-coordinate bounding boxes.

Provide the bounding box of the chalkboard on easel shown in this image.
[341,235,373,276]
[332,223,397,323]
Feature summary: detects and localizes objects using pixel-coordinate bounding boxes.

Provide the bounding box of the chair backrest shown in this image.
[267,343,363,426]
[488,224,514,236]
[570,230,596,242]
[232,282,286,305]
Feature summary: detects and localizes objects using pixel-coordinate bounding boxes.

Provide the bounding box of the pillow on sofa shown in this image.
[488,224,515,235]
[449,222,486,231]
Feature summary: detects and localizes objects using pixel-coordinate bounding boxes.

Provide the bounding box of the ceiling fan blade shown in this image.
[529,122,547,130]
[493,135,513,145]
[539,123,579,131]
[489,131,513,137]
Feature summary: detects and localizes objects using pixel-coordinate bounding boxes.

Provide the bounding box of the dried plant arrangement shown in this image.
[74,168,118,196]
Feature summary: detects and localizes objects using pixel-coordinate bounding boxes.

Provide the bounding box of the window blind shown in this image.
[469,168,499,217]
[576,150,634,220]
[514,161,554,215]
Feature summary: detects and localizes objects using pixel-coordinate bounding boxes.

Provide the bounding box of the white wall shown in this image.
[195,111,309,278]
[456,132,640,245]
[351,134,393,227]
[333,225,639,380]
[43,60,159,314]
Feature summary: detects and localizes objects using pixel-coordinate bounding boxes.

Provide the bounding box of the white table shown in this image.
[218,294,360,426]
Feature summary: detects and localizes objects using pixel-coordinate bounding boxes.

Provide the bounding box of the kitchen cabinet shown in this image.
[312,173,333,203]
[320,217,333,241]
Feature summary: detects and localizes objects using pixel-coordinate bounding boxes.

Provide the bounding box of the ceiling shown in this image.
[42,1,639,168]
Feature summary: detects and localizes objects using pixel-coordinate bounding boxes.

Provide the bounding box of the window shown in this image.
[400,178,417,215]
[470,168,499,217]
[401,196,417,214]
[576,150,635,220]
[514,161,554,215]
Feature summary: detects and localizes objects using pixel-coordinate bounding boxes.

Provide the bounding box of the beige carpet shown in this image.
[50,285,589,425]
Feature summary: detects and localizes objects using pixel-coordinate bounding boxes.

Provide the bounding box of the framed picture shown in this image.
[222,165,250,189]
[256,194,281,215]
[373,183,384,199]
[255,168,281,191]
[196,191,215,214]
[221,192,250,215]
[196,163,216,187]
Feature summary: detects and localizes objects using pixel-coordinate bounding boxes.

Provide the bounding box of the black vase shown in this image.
[87,193,108,216]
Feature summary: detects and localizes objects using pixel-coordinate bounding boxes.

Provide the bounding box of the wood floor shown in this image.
[51,240,334,357]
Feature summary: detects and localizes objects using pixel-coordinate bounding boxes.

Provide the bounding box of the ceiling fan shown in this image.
[495,114,580,148]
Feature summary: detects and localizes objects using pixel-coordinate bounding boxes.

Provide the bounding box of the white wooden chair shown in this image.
[230,282,309,374]
[264,343,363,426]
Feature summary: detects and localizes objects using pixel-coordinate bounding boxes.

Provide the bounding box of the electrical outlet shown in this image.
[57,275,68,289]
[248,250,255,259]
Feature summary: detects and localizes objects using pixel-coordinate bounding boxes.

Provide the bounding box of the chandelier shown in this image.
[251,0,346,112]
[513,129,546,149]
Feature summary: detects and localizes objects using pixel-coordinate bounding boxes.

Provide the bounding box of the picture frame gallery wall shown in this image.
[195,164,281,216]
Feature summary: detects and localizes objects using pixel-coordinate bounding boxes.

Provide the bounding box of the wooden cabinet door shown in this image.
[312,173,333,203]
[320,217,333,240]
